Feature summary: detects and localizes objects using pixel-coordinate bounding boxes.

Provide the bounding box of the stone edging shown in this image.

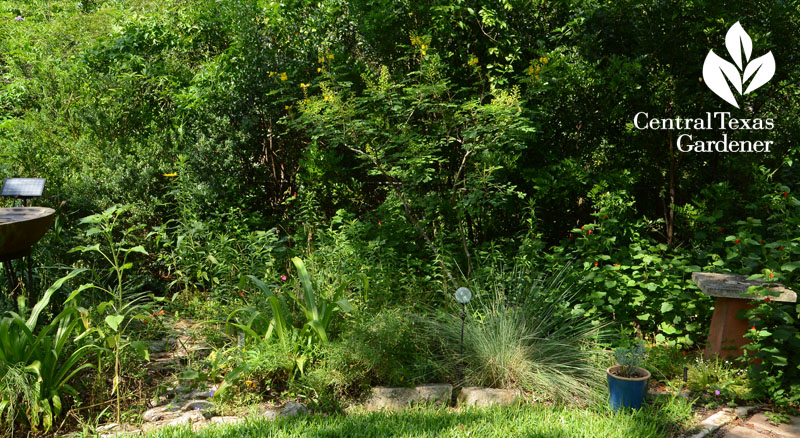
[683,406,759,438]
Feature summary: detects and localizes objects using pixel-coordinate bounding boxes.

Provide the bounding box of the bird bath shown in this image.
[0,207,55,293]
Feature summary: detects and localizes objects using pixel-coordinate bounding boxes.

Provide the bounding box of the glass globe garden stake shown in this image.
[455,287,472,380]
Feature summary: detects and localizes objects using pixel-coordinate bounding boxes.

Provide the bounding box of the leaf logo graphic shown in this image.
[702,22,775,108]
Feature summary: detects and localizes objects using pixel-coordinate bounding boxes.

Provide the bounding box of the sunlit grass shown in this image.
[135,396,694,438]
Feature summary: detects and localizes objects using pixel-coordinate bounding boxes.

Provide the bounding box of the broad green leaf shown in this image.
[105,315,124,332]
[335,299,354,313]
[127,245,148,255]
[131,340,150,361]
[27,269,86,331]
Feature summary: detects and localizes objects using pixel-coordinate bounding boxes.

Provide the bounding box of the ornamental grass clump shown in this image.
[429,264,606,403]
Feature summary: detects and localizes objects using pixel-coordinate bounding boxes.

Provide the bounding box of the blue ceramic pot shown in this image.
[607,366,650,410]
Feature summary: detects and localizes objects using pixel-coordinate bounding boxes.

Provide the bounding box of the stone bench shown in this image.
[692,272,797,359]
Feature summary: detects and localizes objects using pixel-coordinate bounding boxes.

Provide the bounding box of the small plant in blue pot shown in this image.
[607,341,650,410]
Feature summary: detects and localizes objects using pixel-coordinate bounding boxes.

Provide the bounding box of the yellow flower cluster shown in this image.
[410,35,428,55]
[468,56,479,66]
[163,172,177,178]
[269,71,289,81]
[300,83,310,88]
[526,56,549,79]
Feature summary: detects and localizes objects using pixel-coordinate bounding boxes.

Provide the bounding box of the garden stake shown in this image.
[454,287,472,383]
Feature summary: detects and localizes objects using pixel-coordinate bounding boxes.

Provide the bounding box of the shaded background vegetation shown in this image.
[1,0,800,424]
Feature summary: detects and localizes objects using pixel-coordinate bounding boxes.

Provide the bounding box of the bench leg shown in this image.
[704,297,755,359]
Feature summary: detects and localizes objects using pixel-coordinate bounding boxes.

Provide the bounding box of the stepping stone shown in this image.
[182,400,217,419]
[734,406,759,418]
[726,426,768,438]
[684,410,737,438]
[142,404,182,422]
[142,410,206,433]
[749,413,800,437]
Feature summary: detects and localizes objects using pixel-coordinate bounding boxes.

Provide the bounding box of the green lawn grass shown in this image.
[139,397,694,438]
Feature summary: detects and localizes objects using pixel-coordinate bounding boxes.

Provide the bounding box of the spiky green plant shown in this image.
[429,263,605,402]
[0,269,95,434]
[216,257,353,397]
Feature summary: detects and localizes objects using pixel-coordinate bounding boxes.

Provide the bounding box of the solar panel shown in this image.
[1,178,46,198]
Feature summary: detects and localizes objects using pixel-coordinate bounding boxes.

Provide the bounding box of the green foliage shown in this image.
[742,297,800,411]
[3,0,800,414]
[0,270,94,433]
[687,357,749,405]
[312,308,441,398]
[538,206,712,348]
[643,344,688,383]
[217,258,353,397]
[614,341,646,378]
[151,159,288,299]
[71,205,152,424]
[293,52,533,274]
[427,264,605,402]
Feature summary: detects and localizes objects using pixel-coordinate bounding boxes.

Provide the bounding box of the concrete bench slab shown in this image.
[691,272,796,359]
[692,272,797,302]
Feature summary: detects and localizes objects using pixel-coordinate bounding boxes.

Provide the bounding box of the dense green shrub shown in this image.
[311,307,442,399]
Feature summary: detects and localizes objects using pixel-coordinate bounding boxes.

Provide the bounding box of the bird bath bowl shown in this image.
[0,207,55,261]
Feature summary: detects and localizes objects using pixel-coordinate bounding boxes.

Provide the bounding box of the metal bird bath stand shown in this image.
[1,178,54,295]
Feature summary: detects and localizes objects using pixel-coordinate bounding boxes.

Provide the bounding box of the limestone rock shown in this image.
[262,409,280,420]
[96,423,120,433]
[280,402,309,417]
[414,384,453,406]
[183,400,217,419]
[735,406,759,418]
[365,384,453,411]
[456,387,520,408]
[142,404,182,423]
[365,387,418,411]
[142,411,206,433]
[189,390,215,400]
[749,413,800,438]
